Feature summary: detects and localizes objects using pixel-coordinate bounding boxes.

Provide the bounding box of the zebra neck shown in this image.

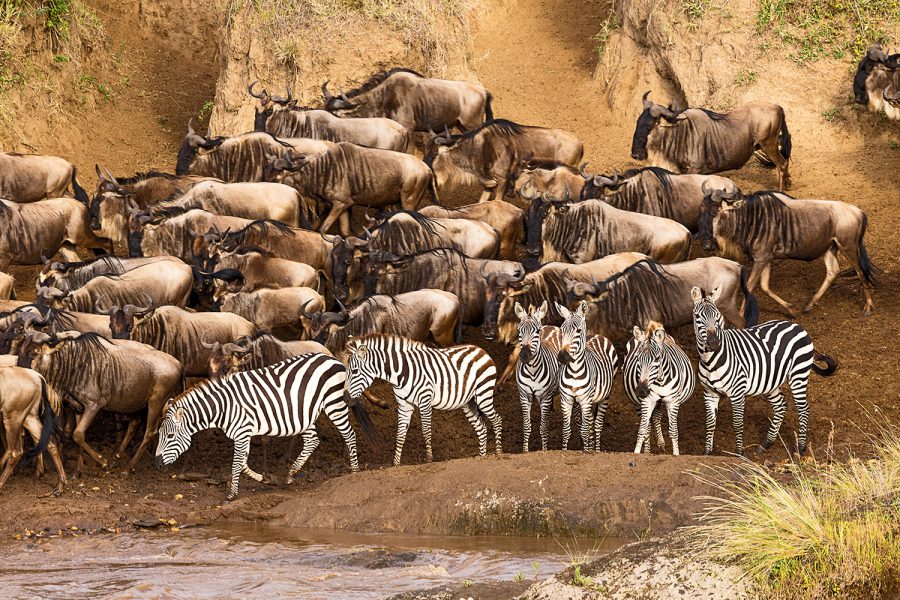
[372,346,409,389]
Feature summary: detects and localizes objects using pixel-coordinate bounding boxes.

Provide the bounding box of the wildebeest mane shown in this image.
[457,118,525,142]
[698,108,728,121]
[37,332,115,405]
[371,209,444,236]
[47,255,126,289]
[222,219,293,248]
[243,331,291,369]
[344,68,425,98]
[112,171,178,185]
[495,264,573,342]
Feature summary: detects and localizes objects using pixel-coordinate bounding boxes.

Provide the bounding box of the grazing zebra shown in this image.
[623,322,695,455]
[691,286,836,455]
[514,301,561,452]
[555,301,619,451]
[155,353,374,500]
[344,334,500,465]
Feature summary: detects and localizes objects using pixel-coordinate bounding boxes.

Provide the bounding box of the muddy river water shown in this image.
[0,523,625,598]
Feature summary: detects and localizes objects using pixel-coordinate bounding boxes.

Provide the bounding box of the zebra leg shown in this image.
[760,388,787,454]
[579,399,593,452]
[730,394,747,456]
[560,395,574,450]
[462,401,489,457]
[323,397,359,472]
[635,399,654,454]
[539,392,552,451]
[520,392,532,453]
[651,403,665,451]
[703,390,720,455]
[286,429,321,484]
[227,437,252,501]
[789,372,811,455]
[592,400,610,452]
[474,395,503,455]
[419,399,434,463]
[394,401,415,466]
[665,400,680,456]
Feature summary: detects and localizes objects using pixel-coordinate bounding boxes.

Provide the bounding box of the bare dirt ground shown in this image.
[0,0,898,545]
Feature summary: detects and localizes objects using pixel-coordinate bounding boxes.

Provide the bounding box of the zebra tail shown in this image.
[24,380,57,463]
[812,352,837,376]
[740,266,760,327]
[350,402,379,450]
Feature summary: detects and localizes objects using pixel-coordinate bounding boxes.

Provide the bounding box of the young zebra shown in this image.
[555,301,619,451]
[623,322,695,455]
[514,300,561,452]
[691,286,836,455]
[155,353,374,500]
[345,334,500,465]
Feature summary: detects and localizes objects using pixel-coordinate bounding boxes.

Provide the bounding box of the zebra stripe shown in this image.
[555,301,619,451]
[155,353,361,500]
[691,286,836,455]
[514,301,560,452]
[345,334,500,465]
[624,322,695,455]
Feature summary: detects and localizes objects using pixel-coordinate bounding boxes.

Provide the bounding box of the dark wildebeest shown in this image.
[267,143,435,235]
[38,255,181,293]
[303,290,462,356]
[425,119,584,202]
[107,303,257,377]
[631,92,792,191]
[0,199,112,271]
[198,247,319,294]
[578,165,739,232]
[565,257,759,343]
[212,286,325,337]
[362,248,524,324]
[418,199,525,260]
[853,45,900,117]
[0,153,89,204]
[1,299,113,339]
[364,211,500,259]
[128,208,253,261]
[175,121,331,181]
[697,186,876,316]
[250,82,411,152]
[522,187,691,264]
[506,158,587,200]
[321,67,493,132]
[16,330,182,474]
[206,332,330,380]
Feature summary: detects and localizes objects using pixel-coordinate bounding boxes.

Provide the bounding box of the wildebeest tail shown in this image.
[24,380,57,462]
[812,351,837,376]
[454,306,464,344]
[858,213,877,287]
[778,111,792,162]
[71,166,90,205]
[484,91,494,122]
[740,266,760,327]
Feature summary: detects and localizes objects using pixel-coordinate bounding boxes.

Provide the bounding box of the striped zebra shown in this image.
[344,334,500,465]
[514,300,561,452]
[691,286,836,455]
[155,353,375,500]
[623,322,695,455]
[555,301,619,451]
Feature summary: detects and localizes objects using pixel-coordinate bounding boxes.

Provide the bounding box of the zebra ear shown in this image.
[514,302,527,320]
[577,300,588,315]
[632,325,645,341]
[690,287,703,304]
[709,284,722,303]
[653,327,666,343]
[174,406,185,424]
[534,300,548,321]
[555,301,571,319]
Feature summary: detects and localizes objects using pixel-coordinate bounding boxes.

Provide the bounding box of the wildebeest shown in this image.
[698,186,876,316]
[506,159,587,200]
[0,198,112,270]
[38,255,179,293]
[107,304,258,377]
[206,331,330,380]
[322,68,493,132]
[304,290,462,355]
[853,45,900,117]
[149,180,313,229]
[199,247,319,294]
[213,286,325,336]
[565,257,759,342]
[128,208,253,261]
[251,83,411,152]
[631,92,792,191]
[201,220,335,275]
[0,152,89,204]
[17,331,182,473]
[1,301,114,339]
[365,211,500,259]
[0,365,65,492]
[418,199,525,260]
[362,248,524,324]
[269,143,435,235]
[0,272,13,300]
[522,187,691,264]
[482,252,648,344]
[425,119,584,202]
[578,165,739,232]
[176,122,331,181]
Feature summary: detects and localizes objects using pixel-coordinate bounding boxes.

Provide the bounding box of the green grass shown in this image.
[822,106,844,121]
[690,429,900,599]
[593,14,619,63]
[734,69,758,86]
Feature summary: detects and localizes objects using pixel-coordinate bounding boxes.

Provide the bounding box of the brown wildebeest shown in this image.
[853,45,900,117]
[425,119,584,202]
[198,248,319,294]
[128,208,253,261]
[697,186,876,316]
[206,332,330,380]
[631,92,792,191]
[213,286,325,337]
[506,159,587,200]
[364,211,500,260]
[38,255,178,293]
[0,152,89,204]
[322,68,493,132]
[418,199,525,260]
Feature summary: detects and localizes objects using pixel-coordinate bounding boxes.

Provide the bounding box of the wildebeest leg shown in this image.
[497,346,520,389]
[59,242,80,262]
[124,394,169,473]
[338,211,352,237]
[318,202,350,235]
[114,417,140,459]
[0,415,25,491]
[839,242,876,315]
[804,247,840,313]
[760,134,790,191]
[23,413,66,488]
[703,389,720,455]
[759,262,798,317]
[71,405,109,468]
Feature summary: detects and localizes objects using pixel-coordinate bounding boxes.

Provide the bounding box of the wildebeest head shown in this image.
[853,45,899,104]
[630,322,667,399]
[362,250,412,298]
[884,84,900,109]
[329,234,369,303]
[562,275,611,306]
[422,125,461,170]
[205,335,253,380]
[481,266,528,340]
[514,300,547,363]
[263,149,309,182]
[691,285,724,353]
[176,118,226,176]
[520,183,575,258]
[126,203,155,257]
[321,80,355,112]
[578,164,627,199]
[301,298,352,343]
[697,181,743,252]
[631,91,680,160]
[249,80,294,131]
[97,293,155,339]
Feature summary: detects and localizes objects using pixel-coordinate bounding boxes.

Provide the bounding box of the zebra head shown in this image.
[691,285,724,353]
[556,300,587,365]
[630,323,667,399]
[345,339,378,401]
[155,403,194,468]
[515,300,547,363]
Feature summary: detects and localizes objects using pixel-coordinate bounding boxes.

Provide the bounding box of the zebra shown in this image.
[514,300,561,452]
[555,300,619,451]
[623,321,695,455]
[344,334,500,465]
[691,285,837,456]
[155,353,375,500]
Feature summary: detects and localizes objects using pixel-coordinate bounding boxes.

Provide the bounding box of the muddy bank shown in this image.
[269,452,734,538]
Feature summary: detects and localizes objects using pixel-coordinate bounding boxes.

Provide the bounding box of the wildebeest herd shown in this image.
[0,53,885,500]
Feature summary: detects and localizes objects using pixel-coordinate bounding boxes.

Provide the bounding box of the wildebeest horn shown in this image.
[339,87,349,102]
[125,292,154,317]
[868,45,888,62]
[322,81,334,101]
[701,180,725,202]
[199,333,218,350]
[40,251,50,265]
[185,117,207,148]
[346,236,368,249]
[270,85,292,104]
[94,295,118,315]
[299,299,318,319]
[649,103,677,119]
[884,85,900,101]
[248,80,267,100]
[230,337,252,354]
[579,162,591,179]
[102,166,119,186]
[443,125,451,140]
[519,181,538,200]
[362,226,374,240]
[642,90,653,109]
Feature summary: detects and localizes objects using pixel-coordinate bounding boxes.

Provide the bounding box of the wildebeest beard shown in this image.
[630,109,657,160]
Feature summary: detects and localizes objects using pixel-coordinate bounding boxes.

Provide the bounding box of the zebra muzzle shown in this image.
[557,349,572,365]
